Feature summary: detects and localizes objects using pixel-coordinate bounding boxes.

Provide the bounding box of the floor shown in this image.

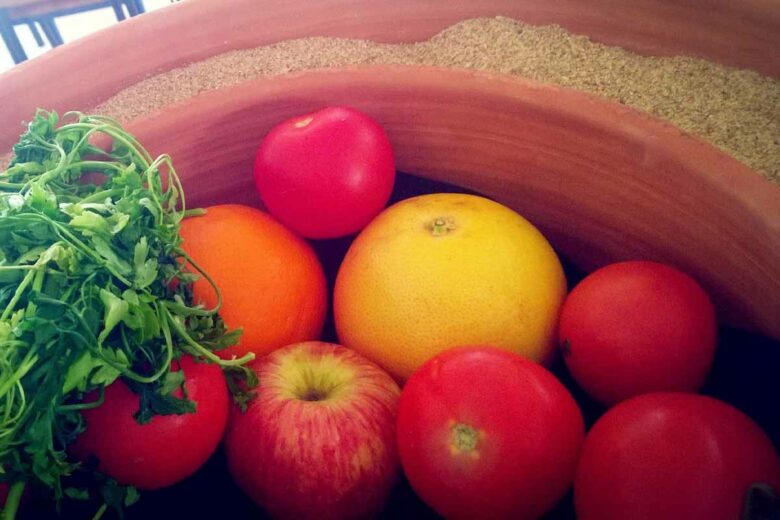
[0,0,175,73]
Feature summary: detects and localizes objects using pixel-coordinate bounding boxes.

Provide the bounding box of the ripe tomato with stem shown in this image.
[396,346,584,520]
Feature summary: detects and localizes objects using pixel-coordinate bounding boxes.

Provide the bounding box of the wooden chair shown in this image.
[0,0,145,64]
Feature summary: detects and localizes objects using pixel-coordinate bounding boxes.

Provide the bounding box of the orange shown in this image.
[180,204,327,360]
[333,193,567,382]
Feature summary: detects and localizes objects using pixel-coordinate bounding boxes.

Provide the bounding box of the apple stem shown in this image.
[301,389,325,401]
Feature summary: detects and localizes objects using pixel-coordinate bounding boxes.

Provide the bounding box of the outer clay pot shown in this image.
[0,3,777,516]
[0,2,777,336]
[0,0,778,151]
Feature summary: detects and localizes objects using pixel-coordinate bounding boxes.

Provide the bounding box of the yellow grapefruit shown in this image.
[333,193,566,382]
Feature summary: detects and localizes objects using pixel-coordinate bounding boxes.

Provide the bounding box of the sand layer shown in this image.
[9,17,780,183]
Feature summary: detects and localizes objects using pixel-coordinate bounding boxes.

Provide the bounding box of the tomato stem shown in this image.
[451,423,480,453]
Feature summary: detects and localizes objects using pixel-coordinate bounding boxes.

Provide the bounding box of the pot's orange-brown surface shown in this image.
[0,1,776,341]
[0,0,778,152]
[122,66,780,341]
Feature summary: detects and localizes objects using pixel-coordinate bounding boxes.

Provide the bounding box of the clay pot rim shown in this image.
[131,63,780,212]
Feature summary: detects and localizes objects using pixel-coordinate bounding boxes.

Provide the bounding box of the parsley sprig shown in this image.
[0,111,256,518]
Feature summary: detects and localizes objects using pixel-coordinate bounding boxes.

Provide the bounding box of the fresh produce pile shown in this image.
[0,107,777,520]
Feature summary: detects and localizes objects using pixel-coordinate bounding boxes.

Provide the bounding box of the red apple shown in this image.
[225,341,401,520]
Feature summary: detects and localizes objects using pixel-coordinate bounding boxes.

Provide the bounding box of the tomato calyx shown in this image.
[450,422,482,459]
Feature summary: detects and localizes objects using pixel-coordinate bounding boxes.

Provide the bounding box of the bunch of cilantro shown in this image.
[0,111,255,519]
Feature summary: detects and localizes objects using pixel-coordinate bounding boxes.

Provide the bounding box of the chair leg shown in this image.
[0,9,27,64]
[124,0,145,17]
[110,0,127,21]
[38,17,63,47]
[27,21,44,46]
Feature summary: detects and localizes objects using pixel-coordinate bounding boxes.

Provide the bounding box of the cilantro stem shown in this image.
[113,319,173,384]
[0,351,37,398]
[145,155,169,218]
[58,386,104,412]
[44,217,133,286]
[91,503,108,520]
[179,252,223,313]
[22,137,66,191]
[182,208,206,218]
[0,266,37,321]
[162,308,254,366]
[0,182,26,190]
[24,266,46,316]
[77,188,123,203]
[68,161,123,172]
[1,481,24,520]
[57,123,152,168]
[0,382,25,432]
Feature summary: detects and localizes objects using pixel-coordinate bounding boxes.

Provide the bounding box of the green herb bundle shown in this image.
[0,111,254,518]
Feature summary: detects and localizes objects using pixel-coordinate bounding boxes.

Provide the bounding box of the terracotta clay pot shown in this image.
[122,65,779,341]
[0,0,780,338]
[0,2,778,517]
[0,3,777,333]
[0,0,778,152]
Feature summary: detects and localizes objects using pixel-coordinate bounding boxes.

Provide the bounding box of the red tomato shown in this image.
[253,106,395,239]
[575,393,780,520]
[71,356,228,490]
[396,346,584,520]
[559,260,717,405]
